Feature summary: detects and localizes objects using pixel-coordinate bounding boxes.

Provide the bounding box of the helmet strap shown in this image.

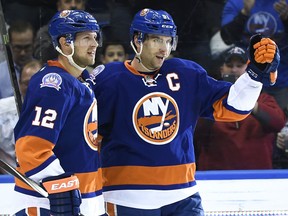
[55,41,86,72]
[130,40,156,72]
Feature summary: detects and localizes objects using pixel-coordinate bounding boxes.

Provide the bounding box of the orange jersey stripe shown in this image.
[106,202,116,216]
[15,178,36,191]
[47,60,66,70]
[213,95,249,122]
[27,207,37,216]
[103,163,195,186]
[76,169,103,193]
[124,60,160,77]
[15,170,103,194]
[15,136,54,173]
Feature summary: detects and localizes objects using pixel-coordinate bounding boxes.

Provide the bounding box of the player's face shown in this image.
[141,34,172,70]
[73,31,98,67]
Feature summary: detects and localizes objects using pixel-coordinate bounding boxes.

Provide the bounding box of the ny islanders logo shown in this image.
[83,99,98,150]
[133,92,179,145]
[247,11,277,36]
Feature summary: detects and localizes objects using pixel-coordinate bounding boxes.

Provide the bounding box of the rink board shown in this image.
[0,170,288,215]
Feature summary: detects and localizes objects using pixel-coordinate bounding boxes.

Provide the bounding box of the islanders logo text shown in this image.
[133,92,179,145]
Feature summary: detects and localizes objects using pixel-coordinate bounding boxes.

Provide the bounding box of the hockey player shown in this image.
[13,10,106,216]
[92,8,279,216]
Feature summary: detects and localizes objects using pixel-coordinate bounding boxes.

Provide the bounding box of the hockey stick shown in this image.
[0,159,48,197]
[0,1,22,115]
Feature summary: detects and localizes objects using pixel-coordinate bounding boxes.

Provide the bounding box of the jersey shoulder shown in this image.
[163,57,207,75]
[92,62,126,83]
[29,64,81,97]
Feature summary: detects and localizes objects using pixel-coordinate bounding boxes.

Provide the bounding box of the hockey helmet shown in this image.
[48,10,102,48]
[130,8,178,50]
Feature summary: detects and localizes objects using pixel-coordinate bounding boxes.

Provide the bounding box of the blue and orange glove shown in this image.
[246,34,280,86]
[41,173,82,216]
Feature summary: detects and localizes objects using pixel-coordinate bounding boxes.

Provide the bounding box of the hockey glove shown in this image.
[41,173,82,216]
[246,34,280,86]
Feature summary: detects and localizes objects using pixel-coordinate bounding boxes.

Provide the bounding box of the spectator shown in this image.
[0,20,35,99]
[92,8,279,215]
[19,59,42,100]
[274,120,288,168]
[2,0,55,31]
[0,96,17,172]
[0,59,42,173]
[194,46,286,170]
[33,0,86,63]
[99,41,129,64]
[107,0,217,70]
[219,0,288,111]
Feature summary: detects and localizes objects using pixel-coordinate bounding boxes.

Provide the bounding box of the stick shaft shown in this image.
[0,159,48,197]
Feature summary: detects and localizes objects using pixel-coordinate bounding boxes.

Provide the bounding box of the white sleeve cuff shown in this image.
[227,72,263,111]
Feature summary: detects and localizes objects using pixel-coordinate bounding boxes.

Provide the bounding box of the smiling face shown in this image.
[135,34,172,71]
[72,31,98,67]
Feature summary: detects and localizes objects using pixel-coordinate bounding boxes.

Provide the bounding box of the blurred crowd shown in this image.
[1,0,288,173]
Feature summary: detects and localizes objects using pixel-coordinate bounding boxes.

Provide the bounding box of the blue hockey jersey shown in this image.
[13,60,105,215]
[92,58,262,209]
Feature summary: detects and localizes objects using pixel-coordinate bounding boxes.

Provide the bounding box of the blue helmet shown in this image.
[48,10,102,48]
[130,8,178,50]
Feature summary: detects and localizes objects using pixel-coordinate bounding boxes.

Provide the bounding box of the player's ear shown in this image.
[133,35,142,51]
[133,35,138,45]
[59,37,70,47]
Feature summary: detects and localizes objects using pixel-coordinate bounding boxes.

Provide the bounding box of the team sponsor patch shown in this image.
[40,73,62,91]
[133,92,179,145]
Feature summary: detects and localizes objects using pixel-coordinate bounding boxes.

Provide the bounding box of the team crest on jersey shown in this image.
[133,92,179,145]
[83,99,98,151]
[40,73,62,90]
